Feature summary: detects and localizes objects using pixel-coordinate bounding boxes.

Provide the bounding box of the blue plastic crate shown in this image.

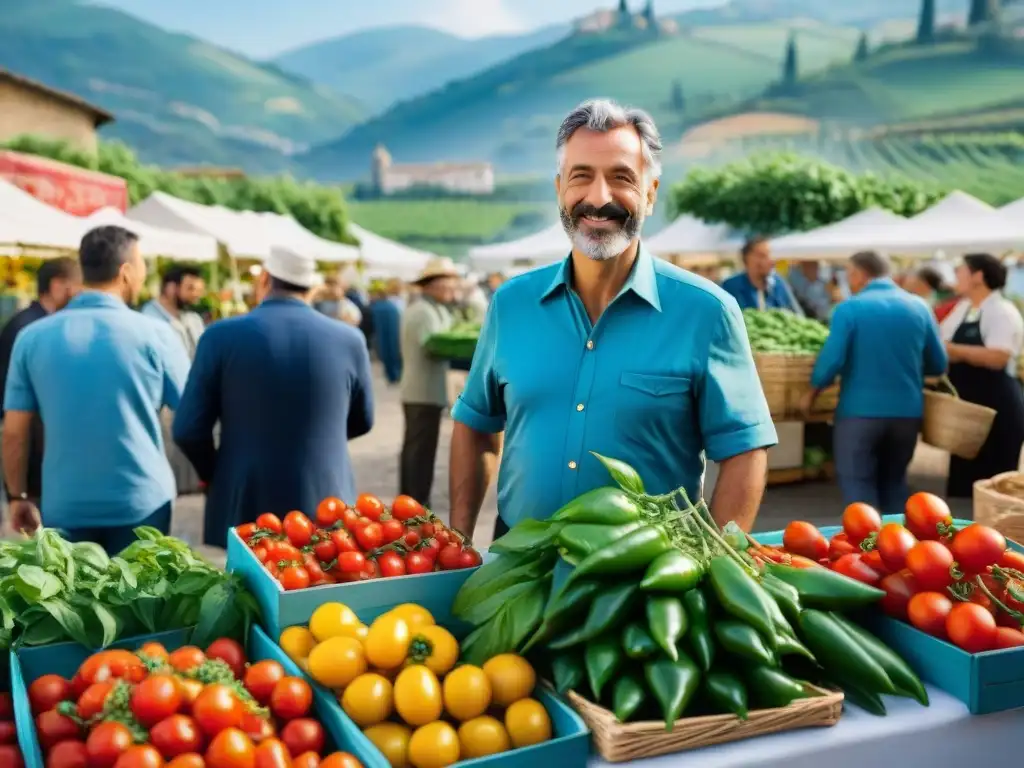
[758,514,1024,714]
[226,528,481,639]
[8,625,385,768]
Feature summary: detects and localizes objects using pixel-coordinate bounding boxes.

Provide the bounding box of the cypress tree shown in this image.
[968,0,988,25]
[783,32,798,87]
[671,80,686,112]
[916,0,935,42]
[854,31,870,60]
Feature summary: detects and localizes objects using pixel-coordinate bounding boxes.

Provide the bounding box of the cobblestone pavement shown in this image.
[171,364,968,568]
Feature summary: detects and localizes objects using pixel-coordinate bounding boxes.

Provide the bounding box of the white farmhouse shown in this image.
[370,144,495,196]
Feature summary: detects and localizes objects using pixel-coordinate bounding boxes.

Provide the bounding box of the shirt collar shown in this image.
[862,277,896,293]
[68,291,127,310]
[541,244,661,311]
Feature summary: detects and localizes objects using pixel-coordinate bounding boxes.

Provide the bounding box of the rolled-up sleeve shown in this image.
[451,294,505,434]
[698,299,778,461]
[4,334,37,413]
[811,304,851,389]
[982,301,1024,356]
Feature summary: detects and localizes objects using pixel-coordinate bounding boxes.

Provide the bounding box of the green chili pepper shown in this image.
[713,620,775,666]
[612,672,647,723]
[562,525,672,589]
[621,621,660,660]
[644,653,701,730]
[704,670,748,719]
[798,610,896,695]
[551,487,642,525]
[766,563,885,610]
[829,613,928,706]
[524,580,602,652]
[827,674,887,716]
[745,665,809,709]
[551,652,586,694]
[591,452,645,495]
[558,522,643,561]
[548,582,638,649]
[682,588,715,672]
[646,595,687,661]
[640,550,704,592]
[585,635,624,701]
[707,556,777,642]
[773,630,815,662]
[761,573,803,625]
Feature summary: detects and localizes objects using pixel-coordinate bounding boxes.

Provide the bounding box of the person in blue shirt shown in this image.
[449,99,777,540]
[722,237,804,314]
[369,283,402,385]
[800,251,948,516]
[3,226,190,552]
[173,247,374,548]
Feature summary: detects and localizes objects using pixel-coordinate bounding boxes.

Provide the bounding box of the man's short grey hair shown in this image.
[850,250,890,278]
[556,99,663,180]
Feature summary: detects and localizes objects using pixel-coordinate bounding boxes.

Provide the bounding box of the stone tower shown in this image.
[371,144,392,193]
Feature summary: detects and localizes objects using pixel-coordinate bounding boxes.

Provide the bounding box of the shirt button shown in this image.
[576,403,585,412]
[586,340,594,350]
[568,460,578,470]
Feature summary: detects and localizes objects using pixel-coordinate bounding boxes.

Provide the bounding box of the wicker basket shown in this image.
[974,472,1024,544]
[566,684,842,763]
[754,352,838,418]
[921,388,996,460]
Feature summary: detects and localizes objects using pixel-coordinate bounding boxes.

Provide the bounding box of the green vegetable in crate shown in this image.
[745,665,809,709]
[585,635,624,699]
[552,652,586,695]
[548,582,638,649]
[645,654,701,730]
[704,670,749,719]
[743,309,829,354]
[424,321,481,361]
[765,563,886,609]
[798,610,896,696]
[558,522,643,562]
[641,550,704,592]
[713,620,776,665]
[829,613,928,706]
[551,486,643,525]
[682,588,716,672]
[622,622,660,660]
[646,595,687,661]
[613,673,648,723]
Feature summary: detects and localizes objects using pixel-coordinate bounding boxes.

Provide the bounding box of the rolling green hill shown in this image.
[0,0,365,170]
[297,21,863,181]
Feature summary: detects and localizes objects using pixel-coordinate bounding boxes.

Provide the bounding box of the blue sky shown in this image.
[93,0,724,57]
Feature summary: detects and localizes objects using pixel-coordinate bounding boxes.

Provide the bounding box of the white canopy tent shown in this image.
[349,223,432,280]
[129,192,269,260]
[770,208,907,260]
[243,211,358,264]
[645,215,740,258]
[0,179,87,254]
[86,207,219,262]
[468,223,569,271]
[1001,197,1024,219]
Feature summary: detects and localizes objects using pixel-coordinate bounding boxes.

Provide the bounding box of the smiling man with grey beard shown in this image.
[448,98,777,543]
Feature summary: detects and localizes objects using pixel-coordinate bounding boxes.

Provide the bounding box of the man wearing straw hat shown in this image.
[399,257,461,508]
[173,246,375,548]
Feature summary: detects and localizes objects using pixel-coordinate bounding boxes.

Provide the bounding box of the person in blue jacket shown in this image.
[173,247,375,548]
[370,282,403,385]
[800,251,948,516]
[721,237,803,314]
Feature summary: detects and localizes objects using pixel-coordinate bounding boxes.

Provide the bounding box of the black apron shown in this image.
[946,311,1024,497]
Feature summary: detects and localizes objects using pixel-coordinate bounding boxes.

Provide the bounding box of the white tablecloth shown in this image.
[590,685,1018,767]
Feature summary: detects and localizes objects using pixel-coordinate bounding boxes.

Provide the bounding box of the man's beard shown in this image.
[560,201,643,261]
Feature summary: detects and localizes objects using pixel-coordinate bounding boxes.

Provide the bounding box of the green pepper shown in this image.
[704,670,748,719]
[612,672,647,723]
[622,621,660,660]
[827,674,887,716]
[683,588,715,672]
[773,630,815,662]
[640,550,703,592]
[646,595,687,661]
[797,610,896,695]
[761,573,803,625]
[713,620,775,666]
[562,525,672,590]
[766,563,885,610]
[548,582,638,649]
[550,487,642,525]
[558,522,642,561]
[829,613,928,706]
[644,653,701,730]
[551,652,586,694]
[745,665,808,709]
[524,580,602,652]
[707,556,777,642]
[585,635,624,701]
[591,452,645,495]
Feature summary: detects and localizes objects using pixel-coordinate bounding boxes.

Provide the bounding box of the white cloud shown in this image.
[421,0,527,38]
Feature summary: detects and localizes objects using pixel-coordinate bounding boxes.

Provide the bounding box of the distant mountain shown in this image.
[0,0,365,170]
[274,24,571,113]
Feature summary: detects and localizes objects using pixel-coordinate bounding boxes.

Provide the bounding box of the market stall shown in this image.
[769,208,907,261]
[645,214,739,273]
[468,223,569,272]
[349,223,432,281]
[0,178,86,255]
[85,206,219,262]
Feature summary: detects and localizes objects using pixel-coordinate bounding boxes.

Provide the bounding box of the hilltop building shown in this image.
[0,68,113,153]
[576,1,678,35]
[370,144,495,196]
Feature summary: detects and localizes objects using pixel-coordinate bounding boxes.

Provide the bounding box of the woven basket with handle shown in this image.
[754,353,836,418]
[566,684,842,763]
[921,376,996,460]
[974,471,1024,544]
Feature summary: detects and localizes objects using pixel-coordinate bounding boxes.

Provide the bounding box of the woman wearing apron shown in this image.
[940,254,1024,498]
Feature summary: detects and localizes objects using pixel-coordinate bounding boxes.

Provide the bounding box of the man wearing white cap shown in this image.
[173,247,375,548]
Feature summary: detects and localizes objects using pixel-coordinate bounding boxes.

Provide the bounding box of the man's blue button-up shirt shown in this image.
[811,278,948,419]
[452,246,778,527]
[721,272,803,314]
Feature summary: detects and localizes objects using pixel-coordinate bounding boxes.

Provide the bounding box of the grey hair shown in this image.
[850,250,890,278]
[556,99,663,180]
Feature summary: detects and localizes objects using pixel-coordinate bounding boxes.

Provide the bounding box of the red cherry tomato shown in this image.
[355,494,386,522]
[907,591,953,638]
[904,493,953,541]
[283,511,315,548]
[390,495,425,521]
[946,601,997,653]
[879,569,918,620]
[457,548,483,569]
[405,552,434,574]
[206,638,247,679]
[841,503,882,545]
[279,566,310,591]
[828,532,857,561]
[330,530,358,554]
[376,551,407,578]
[906,540,955,591]
[354,522,384,551]
[831,553,882,585]
[236,523,257,542]
[437,544,464,571]
[951,524,1007,574]
[335,551,366,574]
[875,523,918,572]
[999,549,1024,570]
[316,497,347,527]
[994,626,1024,648]
[782,521,829,561]
[861,549,887,574]
[255,514,283,534]
[380,519,406,545]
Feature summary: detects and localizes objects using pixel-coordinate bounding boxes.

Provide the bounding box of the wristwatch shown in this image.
[12,492,28,501]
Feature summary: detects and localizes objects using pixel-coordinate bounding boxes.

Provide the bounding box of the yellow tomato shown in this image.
[393,665,442,727]
[406,626,459,676]
[341,673,394,727]
[363,723,412,768]
[457,716,510,759]
[388,604,434,629]
[365,614,412,669]
[309,602,362,642]
[355,624,369,641]
[483,654,536,708]
[408,722,460,768]
[442,665,491,722]
[505,698,552,748]
[279,626,317,662]
[308,636,367,689]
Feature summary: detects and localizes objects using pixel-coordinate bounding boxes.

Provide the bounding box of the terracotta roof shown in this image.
[0,68,114,126]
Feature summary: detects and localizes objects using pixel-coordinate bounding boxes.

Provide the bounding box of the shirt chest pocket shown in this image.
[614,372,695,438]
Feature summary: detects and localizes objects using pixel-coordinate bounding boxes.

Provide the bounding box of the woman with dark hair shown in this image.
[940,253,1024,496]
[904,266,958,322]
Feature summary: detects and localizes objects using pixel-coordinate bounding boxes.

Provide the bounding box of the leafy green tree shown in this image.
[916,0,935,42]
[782,33,798,87]
[854,32,871,61]
[969,0,1000,25]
